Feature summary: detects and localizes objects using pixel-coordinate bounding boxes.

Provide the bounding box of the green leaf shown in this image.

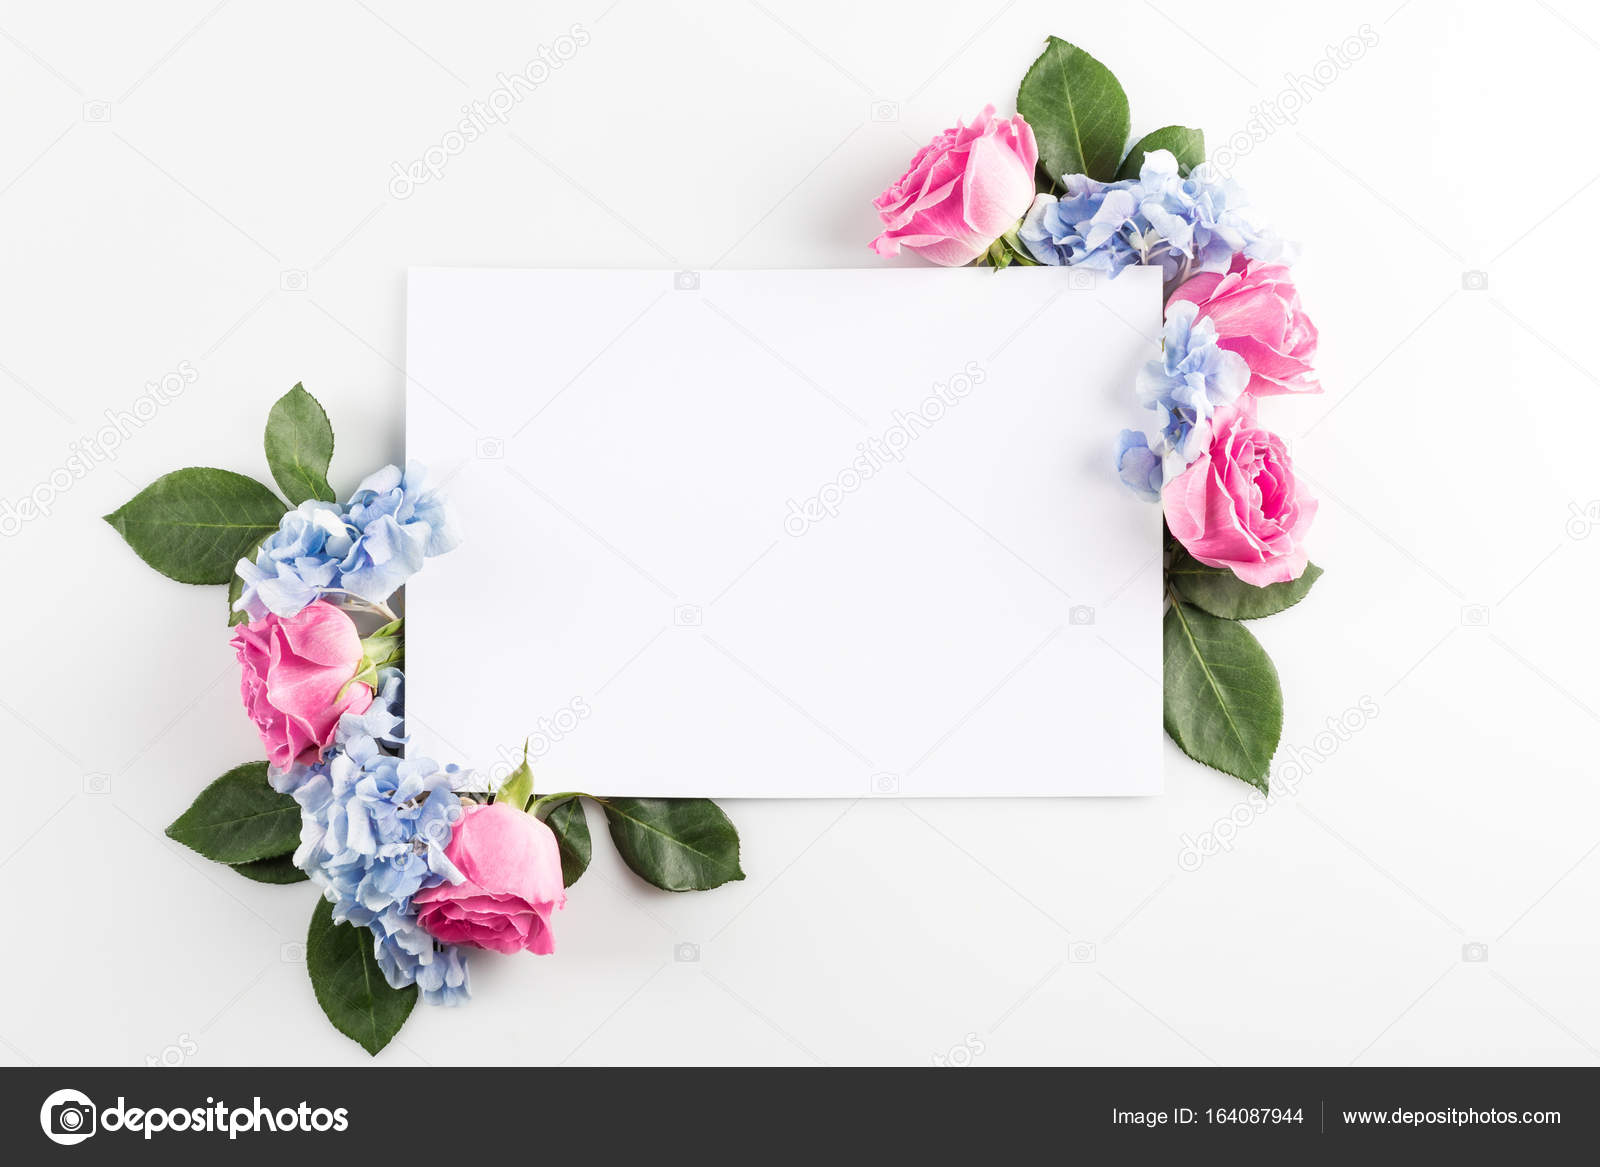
[1017,37,1131,182]
[231,852,307,884]
[105,468,287,585]
[344,619,405,699]
[982,227,1040,270]
[983,237,1014,270]
[306,898,415,1056]
[1169,548,1323,620]
[1164,601,1283,790]
[1115,124,1205,182]
[263,383,336,504]
[165,762,302,864]
[495,742,535,813]
[601,798,744,892]
[538,797,592,887]
[1000,226,1038,266]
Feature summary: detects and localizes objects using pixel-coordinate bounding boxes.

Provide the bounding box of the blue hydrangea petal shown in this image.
[1114,430,1164,503]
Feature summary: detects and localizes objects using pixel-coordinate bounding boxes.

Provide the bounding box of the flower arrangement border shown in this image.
[107,385,742,1056]
[105,31,1326,1058]
[868,35,1325,791]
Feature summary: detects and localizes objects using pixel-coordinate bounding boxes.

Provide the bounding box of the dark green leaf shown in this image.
[539,797,592,887]
[264,383,336,504]
[306,898,415,1056]
[1017,36,1131,182]
[1164,601,1283,790]
[104,468,287,585]
[165,762,302,864]
[1169,548,1323,620]
[231,852,307,884]
[601,798,744,892]
[1115,125,1205,181]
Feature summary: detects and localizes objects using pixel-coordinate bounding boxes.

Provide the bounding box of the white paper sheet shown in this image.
[405,266,1163,797]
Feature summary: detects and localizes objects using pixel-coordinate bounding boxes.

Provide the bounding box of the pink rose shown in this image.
[1168,255,1321,397]
[414,802,566,955]
[1164,403,1317,586]
[230,600,372,770]
[869,105,1038,267]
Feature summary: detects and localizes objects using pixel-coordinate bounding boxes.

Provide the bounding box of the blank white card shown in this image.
[405,267,1163,797]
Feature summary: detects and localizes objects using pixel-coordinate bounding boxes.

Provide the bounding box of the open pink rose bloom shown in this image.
[1168,255,1321,397]
[869,105,1038,267]
[231,600,372,770]
[1164,403,1317,586]
[414,802,567,955]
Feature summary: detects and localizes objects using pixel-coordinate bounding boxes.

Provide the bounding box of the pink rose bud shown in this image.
[413,802,567,955]
[1164,403,1318,586]
[230,600,373,770]
[869,105,1038,267]
[1167,255,1322,397]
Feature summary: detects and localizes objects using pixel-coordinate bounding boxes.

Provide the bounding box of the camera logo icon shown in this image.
[279,269,308,292]
[1067,941,1097,963]
[476,436,505,460]
[1067,268,1097,291]
[871,99,900,122]
[280,941,307,963]
[673,604,702,627]
[83,772,111,795]
[82,101,112,123]
[1459,604,1490,627]
[673,270,700,291]
[1068,604,1096,626]
[674,941,700,963]
[1461,941,1489,963]
[40,1088,96,1146]
[871,772,900,795]
[1461,270,1488,291]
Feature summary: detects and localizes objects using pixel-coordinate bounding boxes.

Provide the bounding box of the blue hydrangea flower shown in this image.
[1018,150,1287,287]
[1133,150,1285,281]
[1136,302,1249,470]
[372,905,471,1006]
[1114,430,1164,502]
[1018,180,1144,272]
[312,736,465,922]
[233,501,350,621]
[338,462,462,602]
[232,462,460,621]
[271,732,473,1003]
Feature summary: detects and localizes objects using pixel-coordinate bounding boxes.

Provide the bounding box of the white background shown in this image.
[1,0,1596,1066]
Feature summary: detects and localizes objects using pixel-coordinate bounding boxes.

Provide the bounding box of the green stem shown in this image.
[526,791,596,814]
